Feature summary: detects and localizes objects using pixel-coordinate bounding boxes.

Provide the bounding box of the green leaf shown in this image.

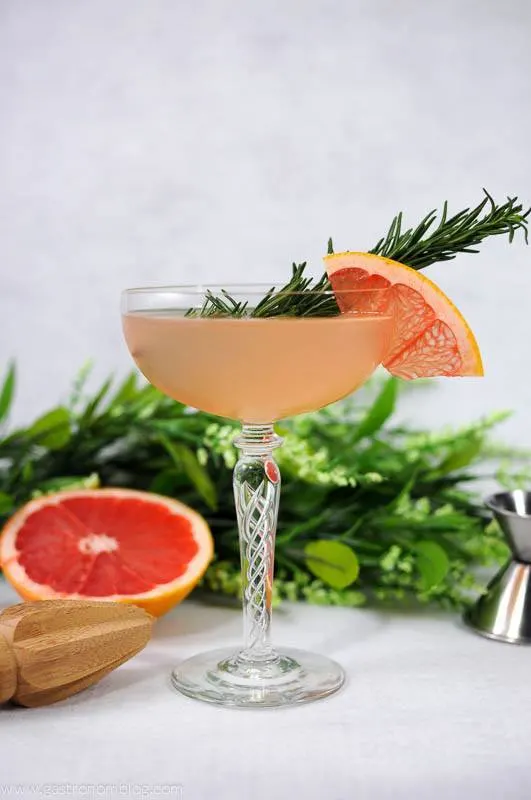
[111,372,138,407]
[81,377,113,422]
[22,460,34,482]
[305,540,359,589]
[354,378,398,442]
[68,360,93,410]
[436,436,483,475]
[0,492,14,514]
[160,437,217,509]
[0,362,16,423]
[28,407,71,449]
[414,540,450,590]
[149,469,180,496]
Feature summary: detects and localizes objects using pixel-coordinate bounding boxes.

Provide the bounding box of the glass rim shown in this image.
[122,283,390,297]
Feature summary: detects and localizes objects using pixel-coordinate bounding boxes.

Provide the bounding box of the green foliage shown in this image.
[1,366,528,611]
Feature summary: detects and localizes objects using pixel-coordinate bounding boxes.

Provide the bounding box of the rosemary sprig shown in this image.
[197,190,529,318]
[371,190,529,269]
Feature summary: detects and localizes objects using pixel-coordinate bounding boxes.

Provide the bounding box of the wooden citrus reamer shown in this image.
[0,599,153,707]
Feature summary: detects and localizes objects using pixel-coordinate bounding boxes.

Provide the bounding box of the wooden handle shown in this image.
[0,600,154,707]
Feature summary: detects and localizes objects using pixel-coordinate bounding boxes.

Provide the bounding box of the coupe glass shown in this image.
[121,284,392,708]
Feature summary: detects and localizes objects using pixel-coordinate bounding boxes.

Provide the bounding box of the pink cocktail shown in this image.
[124,313,389,422]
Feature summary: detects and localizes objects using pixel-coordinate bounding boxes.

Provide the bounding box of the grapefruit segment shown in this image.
[324,252,483,379]
[0,488,214,617]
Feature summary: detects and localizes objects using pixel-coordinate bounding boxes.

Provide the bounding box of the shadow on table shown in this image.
[2,655,162,714]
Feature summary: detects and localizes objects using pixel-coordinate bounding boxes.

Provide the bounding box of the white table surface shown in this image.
[1,579,530,800]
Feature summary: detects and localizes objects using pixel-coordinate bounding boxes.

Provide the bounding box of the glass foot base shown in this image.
[171,647,345,708]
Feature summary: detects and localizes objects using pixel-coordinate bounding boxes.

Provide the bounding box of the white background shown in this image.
[1,0,530,442]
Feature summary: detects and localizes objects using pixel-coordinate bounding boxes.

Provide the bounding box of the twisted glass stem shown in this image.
[233,423,282,662]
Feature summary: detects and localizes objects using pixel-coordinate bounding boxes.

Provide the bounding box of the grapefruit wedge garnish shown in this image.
[325,251,483,379]
[0,489,214,617]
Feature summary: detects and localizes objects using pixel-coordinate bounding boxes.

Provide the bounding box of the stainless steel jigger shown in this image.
[465,490,531,644]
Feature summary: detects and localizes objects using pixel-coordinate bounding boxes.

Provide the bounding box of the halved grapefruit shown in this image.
[0,488,214,617]
[325,251,483,379]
